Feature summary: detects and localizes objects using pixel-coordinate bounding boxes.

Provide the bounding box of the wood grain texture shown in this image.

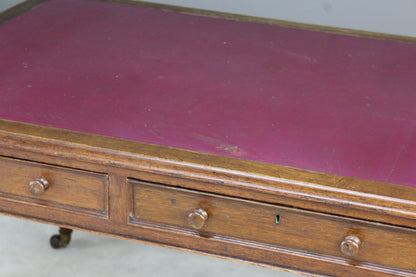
[108,175,129,223]
[0,1,415,276]
[0,120,415,229]
[0,156,108,216]
[129,179,416,271]
[0,196,414,277]
[0,0,48,24]
[99,0,416,43]
[1,0,416,189]
[0,120,415,275]
[2,0,416,43]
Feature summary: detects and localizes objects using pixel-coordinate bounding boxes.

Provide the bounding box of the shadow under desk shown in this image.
[0,0,415,276]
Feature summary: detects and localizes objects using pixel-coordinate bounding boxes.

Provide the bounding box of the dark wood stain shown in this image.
[0,1,415,275]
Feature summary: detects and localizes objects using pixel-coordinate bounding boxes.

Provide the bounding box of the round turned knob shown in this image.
[187,208,208,229]
[28,178,49,196]
[340,235,361,258]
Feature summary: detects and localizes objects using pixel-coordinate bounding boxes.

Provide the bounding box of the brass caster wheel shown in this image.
[50,227,73,249]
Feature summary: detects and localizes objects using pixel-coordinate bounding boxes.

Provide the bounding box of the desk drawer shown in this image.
[0,156,108,216]
[129,179,416,272]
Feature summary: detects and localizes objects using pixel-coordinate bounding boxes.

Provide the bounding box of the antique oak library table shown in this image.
[0,0,415,276]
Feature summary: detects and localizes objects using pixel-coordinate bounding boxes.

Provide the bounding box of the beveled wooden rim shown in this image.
[1,0,415,43]
[1,205,410,277]
[1,3,415,275]
[1,119,415,229]
[0,0,415,228]
[0,0,48,24]
[103,0,416,43]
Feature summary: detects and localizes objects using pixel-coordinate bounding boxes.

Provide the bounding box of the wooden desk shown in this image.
[0,0,415,275]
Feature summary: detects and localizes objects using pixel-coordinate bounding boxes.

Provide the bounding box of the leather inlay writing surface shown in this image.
[0,0,415,188]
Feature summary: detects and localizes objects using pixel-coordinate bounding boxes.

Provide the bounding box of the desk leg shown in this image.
[50,227,73,249]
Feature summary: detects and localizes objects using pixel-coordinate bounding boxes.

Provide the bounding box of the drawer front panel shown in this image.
[129,179,416,271]
[0,157,108,216]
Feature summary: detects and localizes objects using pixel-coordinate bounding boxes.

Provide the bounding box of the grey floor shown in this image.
[0,215,301,277]
[0,2,299,277]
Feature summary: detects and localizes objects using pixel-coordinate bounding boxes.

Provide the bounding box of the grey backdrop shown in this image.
[1,0,416,37]
[0,0,414,276]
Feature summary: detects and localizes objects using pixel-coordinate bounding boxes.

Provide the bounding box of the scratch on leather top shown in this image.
[0,0,415,188]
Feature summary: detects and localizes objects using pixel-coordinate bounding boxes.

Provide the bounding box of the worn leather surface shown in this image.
[0,0,415,188]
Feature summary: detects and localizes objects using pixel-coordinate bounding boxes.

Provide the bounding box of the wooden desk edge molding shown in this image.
[0,0,415,276]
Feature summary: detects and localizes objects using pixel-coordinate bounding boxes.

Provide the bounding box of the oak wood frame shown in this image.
[2,0,416,43]
[0,120,415,276]
[0,0,415,276]
[98,0,416,43]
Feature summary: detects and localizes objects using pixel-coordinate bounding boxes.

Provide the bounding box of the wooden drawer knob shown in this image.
[340,235,361,258]
[187,208,208,229]
[28,178,49,196]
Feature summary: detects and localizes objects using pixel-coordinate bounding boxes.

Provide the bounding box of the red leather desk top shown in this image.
[0,0,415,188]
